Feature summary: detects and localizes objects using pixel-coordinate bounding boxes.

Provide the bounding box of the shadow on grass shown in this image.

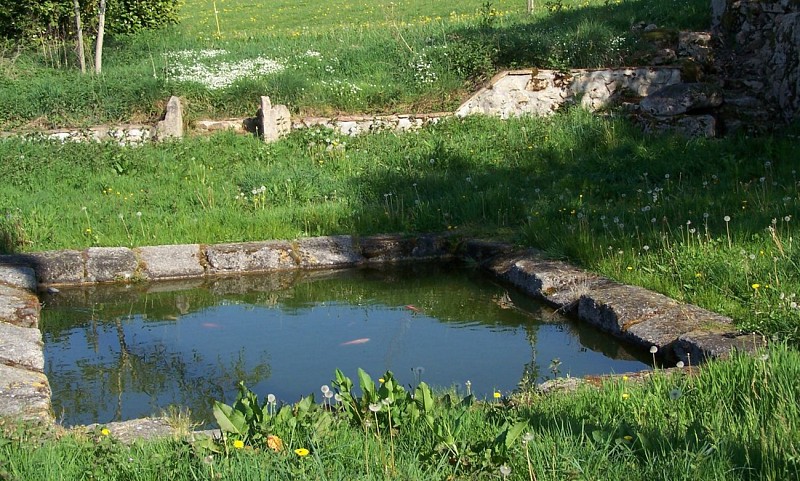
[439,0,710,79]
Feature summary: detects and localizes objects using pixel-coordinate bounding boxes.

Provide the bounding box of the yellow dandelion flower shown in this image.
[295,448,310,457]
[100,428,110,436]
[493,391,502,399]
[752,283,761,290]
[622,393,630,400]
[233,439,245,449]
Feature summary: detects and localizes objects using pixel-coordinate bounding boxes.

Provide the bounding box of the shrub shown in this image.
[0,0,182,42]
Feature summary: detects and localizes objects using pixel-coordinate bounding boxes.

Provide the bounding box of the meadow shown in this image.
[0,0,710,129]
[1,0,799,479]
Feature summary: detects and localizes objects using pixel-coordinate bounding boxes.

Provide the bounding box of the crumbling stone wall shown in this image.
[712,0,800,123]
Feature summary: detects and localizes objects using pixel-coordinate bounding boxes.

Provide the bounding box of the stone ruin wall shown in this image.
[712,0,800,123]
[2,0,797,144]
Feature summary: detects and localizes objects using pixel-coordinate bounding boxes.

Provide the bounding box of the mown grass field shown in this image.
[2,1,800,479]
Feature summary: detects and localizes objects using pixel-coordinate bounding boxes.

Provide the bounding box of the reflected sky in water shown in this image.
[42,264,649,426]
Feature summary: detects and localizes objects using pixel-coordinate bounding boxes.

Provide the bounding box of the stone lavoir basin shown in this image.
[0,234,759,427]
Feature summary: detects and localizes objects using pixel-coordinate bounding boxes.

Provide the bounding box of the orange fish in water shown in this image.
[405,305,422,313]
[340,338,370,346]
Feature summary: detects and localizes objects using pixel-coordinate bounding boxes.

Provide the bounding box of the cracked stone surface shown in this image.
[0,322,44,371]
[205,241,297,273]
[86,247,138,283]
[0,284,40,328]
[0,250,84,285]
[295,236,364,268]
[0,265,37,290]
[136,244,204,280]
[0,363,51,421]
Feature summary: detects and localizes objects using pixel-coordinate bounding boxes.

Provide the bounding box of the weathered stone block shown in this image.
[0,265,36,291]
[640,83,724,116]
[0,250,84,285]
[673,330,764,363]
[495,257,606,309]
[155,95,184,140]
[0,284,40,328]
[577,284,682,347]
[258,96,291,142]
[0,322,43,371]
[205,241,296,273]
[678,31,713,64]
[0,363,51,422]
[135,244,204,280]
[410,235,455,259]
[86,247,137,283]
[624,303,733,349]
[295,236,364,268]
[358,235,417,261]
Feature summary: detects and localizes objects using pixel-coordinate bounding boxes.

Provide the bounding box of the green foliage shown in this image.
[0,1,72,40]
[105,0,182,36]
[333,369,422,431]
[0,0,181,42]
[212,381,331,452]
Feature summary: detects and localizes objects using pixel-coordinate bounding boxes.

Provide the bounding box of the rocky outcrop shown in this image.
[712,0,800,126]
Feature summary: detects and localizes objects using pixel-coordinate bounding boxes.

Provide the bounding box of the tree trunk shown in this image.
[95,0,106,74]
[73,0,86,73]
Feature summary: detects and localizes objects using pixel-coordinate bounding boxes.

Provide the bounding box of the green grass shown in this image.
[0,0,710,129]
[2,1,799,478]
[3,345,799,480]
[2,111,798,342]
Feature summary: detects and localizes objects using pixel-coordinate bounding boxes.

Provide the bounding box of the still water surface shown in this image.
[41,264,649,426]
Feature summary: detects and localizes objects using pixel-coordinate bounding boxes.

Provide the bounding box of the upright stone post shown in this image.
[155,96,184,141]
[257,96,291,143]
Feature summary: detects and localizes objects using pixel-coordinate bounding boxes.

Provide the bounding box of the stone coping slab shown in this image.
[0,234,763,432]
[0,363,51,421]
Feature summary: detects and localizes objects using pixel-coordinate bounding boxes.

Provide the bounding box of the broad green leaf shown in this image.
[504,421,529,449]
[212,401,246,435]
[358,368,376,400]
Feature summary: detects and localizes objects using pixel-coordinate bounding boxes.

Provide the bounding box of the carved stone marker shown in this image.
[257,96,291,142]
[155,95,183,140]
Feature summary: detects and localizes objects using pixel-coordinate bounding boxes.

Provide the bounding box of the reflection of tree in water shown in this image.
[50,309,270,425]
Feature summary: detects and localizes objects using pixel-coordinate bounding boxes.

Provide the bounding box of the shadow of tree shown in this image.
[434,0,710,83]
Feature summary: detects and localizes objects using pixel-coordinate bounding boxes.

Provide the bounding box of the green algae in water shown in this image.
[41,264,649,426]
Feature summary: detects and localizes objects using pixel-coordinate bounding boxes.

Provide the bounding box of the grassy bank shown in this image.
[0,0,710,129]
[2,112,798,342]
[2,346,799,480]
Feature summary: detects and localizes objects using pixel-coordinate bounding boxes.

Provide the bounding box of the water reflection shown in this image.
[41,263,649,427]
